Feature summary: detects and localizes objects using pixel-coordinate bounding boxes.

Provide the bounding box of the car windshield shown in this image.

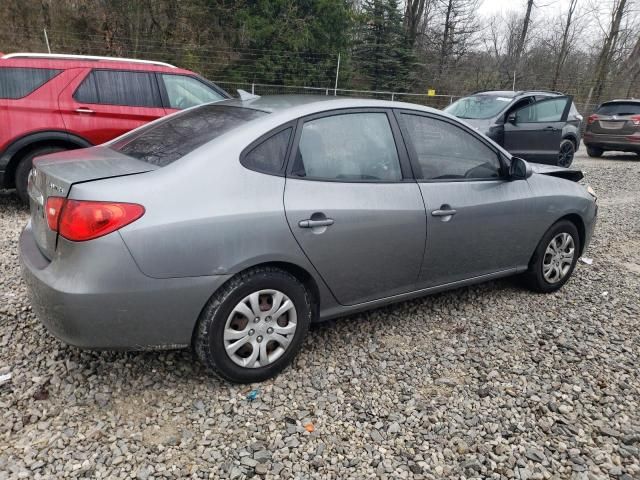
[110,105,267,166]
[444,95,514,119]
[596,102,640,116]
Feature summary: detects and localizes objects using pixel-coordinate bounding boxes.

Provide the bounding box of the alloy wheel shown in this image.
[558,142,574,167]
[223,289,297,368]
[542,233,575,284]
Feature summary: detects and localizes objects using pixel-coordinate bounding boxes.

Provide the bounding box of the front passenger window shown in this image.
[399,114,501,180]
[291,113,402,181]
[515,98,566,123]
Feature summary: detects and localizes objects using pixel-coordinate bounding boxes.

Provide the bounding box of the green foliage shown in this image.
[226,0,352,86]
[353,0,415,92]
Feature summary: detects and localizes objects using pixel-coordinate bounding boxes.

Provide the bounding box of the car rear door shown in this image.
[283,109,426,306]
[157,73,227,114]
[396,110,534,288]
[503,96,573,164]
[58,69,166,145]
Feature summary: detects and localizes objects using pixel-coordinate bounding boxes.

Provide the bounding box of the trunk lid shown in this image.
[27,146,157,259]
[588,114,638,135]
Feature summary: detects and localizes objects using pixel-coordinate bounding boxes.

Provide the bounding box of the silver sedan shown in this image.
[20,95,597,383]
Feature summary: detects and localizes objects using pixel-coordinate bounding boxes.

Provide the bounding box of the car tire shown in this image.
[524,220,580,294]
[557,139,575,167]
[194,266,312,383]
[15,146,66,204]
[586,146,604,158]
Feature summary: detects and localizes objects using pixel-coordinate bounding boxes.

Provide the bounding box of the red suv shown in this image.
[0,53,229,202]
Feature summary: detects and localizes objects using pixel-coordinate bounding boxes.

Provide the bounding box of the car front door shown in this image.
[283,109,426,306]
[503,96,573,164]
[396,111,534,288]
[58,69,166,145]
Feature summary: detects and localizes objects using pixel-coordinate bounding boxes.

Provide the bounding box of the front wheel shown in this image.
[557,139,575,167]
[524,220,580,293]
[194,267,312,383]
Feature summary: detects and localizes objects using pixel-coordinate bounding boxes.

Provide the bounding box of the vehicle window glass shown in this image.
[75,70,160,107]
[0,67,61,99]
[596,102,640,115]
[399,114,501,181]
[444,95,513,119]
[292,113,401,181]
[243,128,292,174]
[110,105,267,167]
[515,98,566,123]
[162,74,225,109]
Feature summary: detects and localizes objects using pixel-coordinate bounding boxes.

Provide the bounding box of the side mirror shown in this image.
[507,113,517,124]
[510,156,532,180]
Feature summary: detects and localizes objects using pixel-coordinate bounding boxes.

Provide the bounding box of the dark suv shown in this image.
[0,53,229,202]
[444,90,583,167]
[584,99,640,157]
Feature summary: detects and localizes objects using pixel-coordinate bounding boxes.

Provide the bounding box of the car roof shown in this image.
[469,90,563,98]
[600,98,640,104]
[215,94,440,115]
[0,53,189,74]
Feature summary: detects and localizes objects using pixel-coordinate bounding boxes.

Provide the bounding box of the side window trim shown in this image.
[513,95,573,124]
[73,69,163,108]
[239,122,297,177]
[393,109,508,182]
[285,108,414,183]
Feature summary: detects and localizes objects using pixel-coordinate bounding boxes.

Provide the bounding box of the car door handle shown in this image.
[75,107,95,114]
[544,126,558,131]
[298,218,334,228]
[431,209,457,217]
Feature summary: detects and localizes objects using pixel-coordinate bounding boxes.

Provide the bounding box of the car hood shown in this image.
[529,162,583,182]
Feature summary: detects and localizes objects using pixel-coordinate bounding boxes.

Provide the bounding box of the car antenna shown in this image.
[237,89,261,101]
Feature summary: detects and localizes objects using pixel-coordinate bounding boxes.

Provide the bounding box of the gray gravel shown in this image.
[1,149,639,479]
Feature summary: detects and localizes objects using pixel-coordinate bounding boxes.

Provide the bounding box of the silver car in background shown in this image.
[20,96,597,383]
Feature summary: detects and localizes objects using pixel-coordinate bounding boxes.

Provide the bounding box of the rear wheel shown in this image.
[15,146,66,204]
[557,139,575,167]
[194,267,312,383]
[586,146,604,158]
[524,220,580,293]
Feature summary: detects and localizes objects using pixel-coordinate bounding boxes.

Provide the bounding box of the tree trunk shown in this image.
[551,0,577,90]
[404,0,426,48]
[438,0,453,75]
[591,0,629,105]
[514,0,534,62]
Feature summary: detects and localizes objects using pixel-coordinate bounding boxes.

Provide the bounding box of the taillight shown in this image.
[631,115,640,126]
[45,197,65,231]
[587,114,599,125]
[46,198,145,241]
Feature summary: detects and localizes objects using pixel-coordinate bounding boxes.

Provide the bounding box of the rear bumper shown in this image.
[584,132,640,152]
[20,222,231,350]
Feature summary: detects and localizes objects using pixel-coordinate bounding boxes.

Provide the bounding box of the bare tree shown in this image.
[587,0,632,107]
[551,0,579,90]
[404,0,428,48]
[514,0,534,62]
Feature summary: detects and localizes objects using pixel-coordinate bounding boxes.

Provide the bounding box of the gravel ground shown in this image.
[1,149,639,479]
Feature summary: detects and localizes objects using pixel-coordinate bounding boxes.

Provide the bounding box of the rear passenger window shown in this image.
[75,70,160,107]
[399,114,501,180]
[291,113,402,181]
[242,128,292,175]
[0,68,61,99]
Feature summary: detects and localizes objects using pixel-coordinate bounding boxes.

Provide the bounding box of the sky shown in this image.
[477,0,574,17]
